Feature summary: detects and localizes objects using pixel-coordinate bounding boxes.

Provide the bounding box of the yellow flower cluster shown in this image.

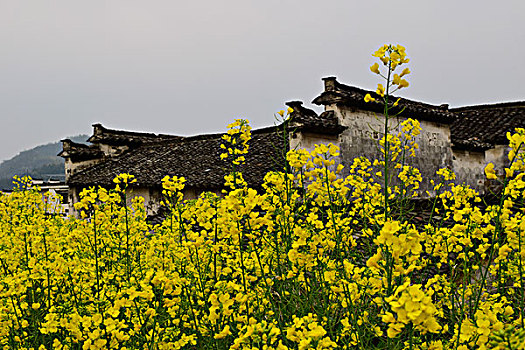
[373,44,410,68]
[507,128,525,174]
[286,314,337,349]
[1,124,525,349]
[277,107,294,118]
[220,119,252,165]
[1,47,525,349]
[365,44,411,104]
[382,282,441,338]
[286,148,310,169]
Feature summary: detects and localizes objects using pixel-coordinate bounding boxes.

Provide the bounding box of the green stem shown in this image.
[41,226,52,309]
[93,207,101,304]
[518,222,524,327]
[383,60,392,220]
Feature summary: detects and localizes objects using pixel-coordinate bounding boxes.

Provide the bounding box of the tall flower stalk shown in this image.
[365,44,410,220]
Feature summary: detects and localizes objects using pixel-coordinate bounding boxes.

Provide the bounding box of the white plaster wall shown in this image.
[452,149,486,194]
[289,132,340,152]
[485,145,509,170]
[289,131,341,177]
[129,188,157,216]
[66,158,103,180]
[330,106,453,196]
[68,185,208,219]
[68,187,79,217]
[127,187,200,216]
[128,187,199,216]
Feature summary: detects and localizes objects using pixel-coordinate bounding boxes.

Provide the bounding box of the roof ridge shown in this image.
[451,101,525,112]
[60,138,90,148]
[130,124,285,147]
[333,81,449,110]
[91,123,182,139]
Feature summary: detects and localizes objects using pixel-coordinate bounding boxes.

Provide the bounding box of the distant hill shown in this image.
[0,135,88,190]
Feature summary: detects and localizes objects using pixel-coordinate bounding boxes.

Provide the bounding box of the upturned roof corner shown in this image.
[312,76,457,124]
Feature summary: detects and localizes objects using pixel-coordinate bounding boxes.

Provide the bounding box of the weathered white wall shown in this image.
[65,158,103,181]
[323,105,453,196]
[452,149,486,193]
[485,145,509,171]
[289,132,340,152]
[289,131,341,180]
[130,188,160,216]
[68,184,215,219]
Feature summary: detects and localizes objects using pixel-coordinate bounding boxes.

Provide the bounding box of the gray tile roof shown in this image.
[68,127,287,189]
[450,102,525,150]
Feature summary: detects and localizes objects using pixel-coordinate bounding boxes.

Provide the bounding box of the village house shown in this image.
[449,101,525,192]
[59,77,525,217]
[59,124,288,216]
[2,178,70,216]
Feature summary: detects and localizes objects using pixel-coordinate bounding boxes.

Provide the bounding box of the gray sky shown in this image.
[1,0,524,162]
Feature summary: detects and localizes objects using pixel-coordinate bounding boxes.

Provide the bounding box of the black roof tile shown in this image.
[68,128,287,189]
[450,102,525,149]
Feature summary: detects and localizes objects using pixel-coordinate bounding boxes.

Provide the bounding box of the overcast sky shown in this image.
[1,0,524,162]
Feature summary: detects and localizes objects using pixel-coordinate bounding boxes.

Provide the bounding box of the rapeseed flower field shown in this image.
[0,45,524,349]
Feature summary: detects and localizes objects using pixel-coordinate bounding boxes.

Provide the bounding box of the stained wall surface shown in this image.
[306,104,454,197]
[452,149,486,193]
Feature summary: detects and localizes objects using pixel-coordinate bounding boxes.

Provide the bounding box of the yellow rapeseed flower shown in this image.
[376,84,385,97]
[364,93,376,103]
[370,62,380,74]
[485,163,498,180]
